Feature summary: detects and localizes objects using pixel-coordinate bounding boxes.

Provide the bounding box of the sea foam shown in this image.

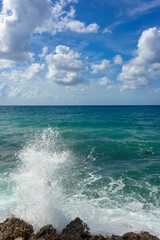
[10,128,160,237]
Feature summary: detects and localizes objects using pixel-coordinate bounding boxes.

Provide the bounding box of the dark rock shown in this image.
[108,235,122,240]
[62,218,90,238]
[0,217,33,240]
[144,150,152,155]
[50,234,83,240]
[90,235,106,240]
[122,231,159,240]
[30,225,56,240]
[140,232,159,240]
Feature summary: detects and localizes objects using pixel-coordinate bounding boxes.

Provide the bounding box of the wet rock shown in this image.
[90,235,106,240]
[15,238,25,240]
[108,235,122,240]
[0,217,33,240]
[30,225,56,240]
[122,231,159,240]
[62,218,90,238]
[49,235,83,240]
[144,150,152,155]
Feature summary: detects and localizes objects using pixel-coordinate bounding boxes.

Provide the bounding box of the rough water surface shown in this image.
[0,106,160,237]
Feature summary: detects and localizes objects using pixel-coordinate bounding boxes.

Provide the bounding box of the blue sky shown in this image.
[0,0,160,105]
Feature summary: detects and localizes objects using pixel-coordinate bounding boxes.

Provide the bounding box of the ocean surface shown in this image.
[0,106,160,237]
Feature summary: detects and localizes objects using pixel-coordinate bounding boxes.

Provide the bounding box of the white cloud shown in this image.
[118,64,154,91]
[0,0,99,65]
[0,83,9,97]
[153,88,160,94]
[0,0,51,63]
[0,83,53,99]
[103,28,112,34]
[46,45,87,85]
[135,27,160,65]
[99,76,111,86]
[91,59,110,74]
[0,59,15,69]
[38,47,48,59]
[7,86,24,98]
[118,27,160,90]
[66,20,99,33]
[1,63,45,82]
[113,55,123,65]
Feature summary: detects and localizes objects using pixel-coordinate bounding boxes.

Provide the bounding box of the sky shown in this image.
[0,0,160,105]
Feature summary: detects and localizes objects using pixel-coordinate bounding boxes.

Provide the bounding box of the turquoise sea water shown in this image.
[0,106,160,237]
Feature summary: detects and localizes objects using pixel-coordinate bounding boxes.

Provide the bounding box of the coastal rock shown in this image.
[15,238,25,240]
[62,218,90,238]
[30,225,56,240]
[108,235,122,240]
[0,217,33,240]
[122,231,159,240]
[90,235,106,240]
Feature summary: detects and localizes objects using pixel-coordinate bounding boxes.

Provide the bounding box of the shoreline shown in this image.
[0,217,159,240]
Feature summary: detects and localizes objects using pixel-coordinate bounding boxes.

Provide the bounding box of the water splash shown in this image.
[12,128,71,232]
[10,128,160,237]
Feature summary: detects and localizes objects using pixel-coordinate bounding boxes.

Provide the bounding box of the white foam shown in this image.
[12,128,70,232]
[8,128,160,237]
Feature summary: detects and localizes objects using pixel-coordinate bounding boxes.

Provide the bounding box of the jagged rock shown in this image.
[15,238,25,240]
[140,232,159,240]
[30,225,56,240]
[62,218,90,238]
[122,231,159,240]
[108,235,122,240]
[0,217,33,240]
[14,237,24,240]
[90,235,106,240]
[49,234,83,240]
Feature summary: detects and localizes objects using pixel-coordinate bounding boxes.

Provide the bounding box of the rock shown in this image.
[140,232,159,240]
[122,231,159,240]
[30,225,56,240]
[0,217,33,240]
[15,238,25,240]
[90,235,106,240]
[62,218,90,238]
[144,150,152,155]
[108,235,122,240]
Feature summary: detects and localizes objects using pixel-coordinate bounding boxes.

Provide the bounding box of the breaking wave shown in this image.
[11,128,160,237]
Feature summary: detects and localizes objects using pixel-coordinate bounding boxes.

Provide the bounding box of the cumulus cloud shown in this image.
[0,0,99,65]
[46,45,87,85]
[118,27,160,90]
[2,63,45,82]
[66,20,98,33]
[113,55,123,65]
[0,0,51,63]
[99,76,111,86]
[91,59,110,74]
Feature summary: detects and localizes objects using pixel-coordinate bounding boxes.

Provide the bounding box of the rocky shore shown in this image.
[0,217,159,240]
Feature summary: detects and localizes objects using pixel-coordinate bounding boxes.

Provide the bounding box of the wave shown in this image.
[10,128,160,237]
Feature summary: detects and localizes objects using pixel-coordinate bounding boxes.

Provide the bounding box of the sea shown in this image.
[0,106,160,237]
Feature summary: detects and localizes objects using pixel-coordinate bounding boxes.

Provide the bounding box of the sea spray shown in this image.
[9,127,160,237]
[12,128,71,232]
